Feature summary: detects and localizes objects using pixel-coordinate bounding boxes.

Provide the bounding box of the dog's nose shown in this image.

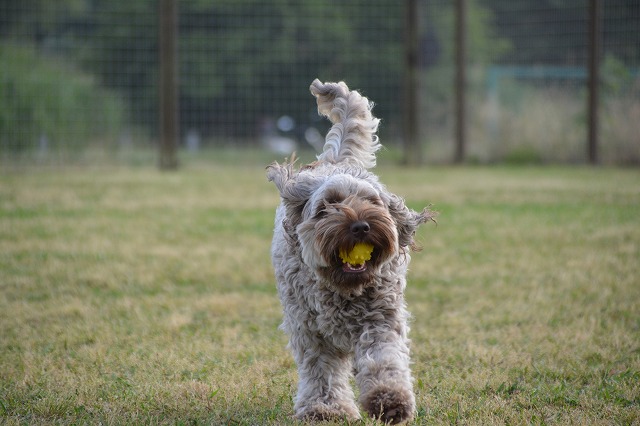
[350,221,370,238]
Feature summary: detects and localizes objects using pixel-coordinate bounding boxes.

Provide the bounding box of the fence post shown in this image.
[403,0,422,166]
[454,0,467,163]
[159,0,179,170]
[587,0,601,165]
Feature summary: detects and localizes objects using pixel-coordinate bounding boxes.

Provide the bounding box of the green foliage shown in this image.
[421,0,512,139]
[76,0,158,134]
[503,145,544,165]
[1,0,638,157]
[0,0,89,38]
[484,0,640,64]
[65,0,406,138]
[0,43,125,154]
[176,0,405,136]
[601,54,637,97]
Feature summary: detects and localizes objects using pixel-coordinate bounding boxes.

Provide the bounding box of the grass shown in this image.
[1,151,639,424]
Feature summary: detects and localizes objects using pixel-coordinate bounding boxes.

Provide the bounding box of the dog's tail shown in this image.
[310,79,381,169]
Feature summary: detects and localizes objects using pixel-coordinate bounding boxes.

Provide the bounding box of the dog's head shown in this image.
[268,161,434,292]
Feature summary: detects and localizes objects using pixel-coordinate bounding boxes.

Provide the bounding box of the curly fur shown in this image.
[267,79,434,424]
[310,78,381,169]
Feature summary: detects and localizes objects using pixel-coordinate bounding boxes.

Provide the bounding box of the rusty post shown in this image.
[159,0,179,170]
[404,0,422,166]
[587,0,601,164]
[454,0,467,163]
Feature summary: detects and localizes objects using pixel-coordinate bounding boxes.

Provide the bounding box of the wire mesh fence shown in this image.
[1,0,638,166]
[425,0,639,164]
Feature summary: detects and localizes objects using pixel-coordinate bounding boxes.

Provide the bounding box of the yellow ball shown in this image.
[339,242,374,266]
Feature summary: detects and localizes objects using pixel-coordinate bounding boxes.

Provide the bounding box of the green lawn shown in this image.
[1,156,638,424]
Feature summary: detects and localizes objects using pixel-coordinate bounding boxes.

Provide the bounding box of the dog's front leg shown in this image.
[355,327,416,424]
[289,332,360,421]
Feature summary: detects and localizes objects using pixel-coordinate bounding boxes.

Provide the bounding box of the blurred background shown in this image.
[0,0,638,167]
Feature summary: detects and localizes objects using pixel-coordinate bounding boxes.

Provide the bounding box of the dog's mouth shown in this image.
[320,242,386,290]
[342,261,368,273]
[338,242,374,274]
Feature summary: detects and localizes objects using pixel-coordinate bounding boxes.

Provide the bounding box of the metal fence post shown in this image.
[404,0,422,166]
[159,0,179,170]
[454,0,467,164]
[587,0,601,165]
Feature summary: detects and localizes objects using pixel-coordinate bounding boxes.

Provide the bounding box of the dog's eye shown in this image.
[324,189,345,206]
[314,205,328,218]
[366,196,383,206]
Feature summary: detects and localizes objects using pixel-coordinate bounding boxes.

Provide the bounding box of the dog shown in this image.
[267,79,434,424]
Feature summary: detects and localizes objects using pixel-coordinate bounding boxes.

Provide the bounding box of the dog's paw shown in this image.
[360,385,415,424]
[295,401,360,423]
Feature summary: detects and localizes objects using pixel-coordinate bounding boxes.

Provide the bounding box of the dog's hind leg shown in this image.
[289,332,360,421]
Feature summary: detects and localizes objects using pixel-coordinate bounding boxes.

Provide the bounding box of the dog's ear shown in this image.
[385,193,436,251]
[267,162,325,226]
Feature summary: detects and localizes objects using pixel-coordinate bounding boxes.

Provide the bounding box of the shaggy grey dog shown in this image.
[267,79,434,424]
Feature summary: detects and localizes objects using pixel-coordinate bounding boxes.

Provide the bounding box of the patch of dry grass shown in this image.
[1,158,638,424]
